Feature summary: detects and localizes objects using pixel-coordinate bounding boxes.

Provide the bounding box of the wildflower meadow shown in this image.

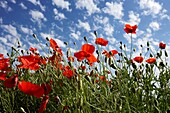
[0,24,170,113]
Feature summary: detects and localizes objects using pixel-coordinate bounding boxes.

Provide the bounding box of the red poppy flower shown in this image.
[133,56,144,63]
[18,55,40,70]
[18,81,44,98]
[41,83,52,95]
[159,42,166,49]
[62,66,74,79]
[0,54,4,58]
[146,58,156,64]
[99,76,106,81]
[29,47,37,52]
[124,24,138,34]
[80,66,86,70]
[38,95,49,113]
[86,54,97,63]
[102,50,118,58]
[0,72,7,81]
[74,44,97,64]
[95,38,108,46]
[4,75,18,88]
[50,38,59,51]
[81,44,95,54]
[0,58,10,71]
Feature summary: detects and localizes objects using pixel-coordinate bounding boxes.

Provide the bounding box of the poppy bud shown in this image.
[150,54,153,57]
[84,36,88,42]
[165,51,168,57]
[119,46,122,50]
[105,57,107,63]
[46,37,49,41]
[32,34,37,38]
[147,41,149,47]
[159,62,164,67]
[140,45,143,48]
[64,42,68,46]
[94,31,97,37]
[96,50,99,55]
[110,64,116,69]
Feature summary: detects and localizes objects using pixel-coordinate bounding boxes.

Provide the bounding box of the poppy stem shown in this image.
[130,33,133,60]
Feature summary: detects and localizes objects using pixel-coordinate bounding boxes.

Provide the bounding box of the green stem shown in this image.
[130,33,133,60]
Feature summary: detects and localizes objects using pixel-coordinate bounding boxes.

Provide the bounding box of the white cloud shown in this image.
[19,3,27,9]
[0,44,8,55]
[103,2,124,20]
[55,38,66,48]
[20,26,33,35]
[27,0,45,11]
[94,15,109,25]
[0,37,7,44]
[10,0,16,4]
[0,1,12,11]
[52,0,71,11]
[29,10,47,25]
[0,18,3,24]
[70,31,81,40]
[77,20,91,32]
[127,11,141,25]
[149,21,160,31]
[138,0,162,16]
[75,0,100,15]
[40,33,54,40]
[1,24,20,38]
[103,24,114,36]
[107,37,117,45]
[53,8,66,20]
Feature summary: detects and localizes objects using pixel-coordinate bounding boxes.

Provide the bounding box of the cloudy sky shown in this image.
[0,0,170,60]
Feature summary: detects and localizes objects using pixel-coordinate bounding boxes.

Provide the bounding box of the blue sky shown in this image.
[1,0,170,60]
